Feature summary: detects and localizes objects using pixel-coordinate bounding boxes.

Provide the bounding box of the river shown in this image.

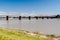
[0,18,60,35]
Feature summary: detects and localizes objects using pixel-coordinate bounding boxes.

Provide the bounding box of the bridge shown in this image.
[0,14,60,20]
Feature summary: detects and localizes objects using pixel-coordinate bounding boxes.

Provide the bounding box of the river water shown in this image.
[0,18,60,35]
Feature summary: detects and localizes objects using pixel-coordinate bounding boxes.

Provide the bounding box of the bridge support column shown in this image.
[29,16,31,20]
[19,16,21,20]
[36,17,38,20]
[6,16,9,21]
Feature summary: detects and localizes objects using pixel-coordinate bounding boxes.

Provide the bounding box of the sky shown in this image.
[0,0,60,16]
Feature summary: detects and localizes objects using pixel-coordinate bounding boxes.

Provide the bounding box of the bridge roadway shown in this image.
[5,15,60,20]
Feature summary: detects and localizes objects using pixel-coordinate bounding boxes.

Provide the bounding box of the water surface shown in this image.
[0,18,60,35]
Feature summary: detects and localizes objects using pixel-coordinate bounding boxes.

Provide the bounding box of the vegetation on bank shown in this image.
[0,28,47,40]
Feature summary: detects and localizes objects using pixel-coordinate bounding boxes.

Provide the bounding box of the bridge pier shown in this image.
[36,17,38,20]
[46,17,49,19]
[19,16,21,20]
[29,16,31,20]
[6,16,9,21]
[42,17,44,19]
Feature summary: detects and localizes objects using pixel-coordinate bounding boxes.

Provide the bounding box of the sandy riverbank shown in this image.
[0,28,47,40]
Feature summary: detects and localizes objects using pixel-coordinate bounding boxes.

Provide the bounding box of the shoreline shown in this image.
[0,27,60,40]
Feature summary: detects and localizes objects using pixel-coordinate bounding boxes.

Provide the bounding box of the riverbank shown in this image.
[0,28,47,40]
